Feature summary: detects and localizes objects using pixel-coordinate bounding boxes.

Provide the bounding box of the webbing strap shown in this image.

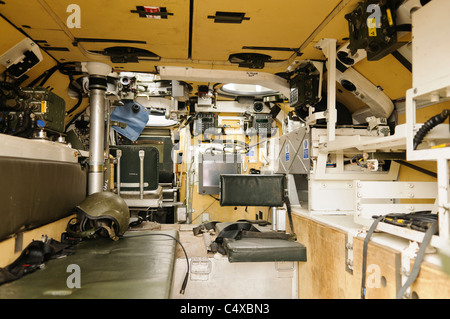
[361,216,383,299]
[396,221,438,299]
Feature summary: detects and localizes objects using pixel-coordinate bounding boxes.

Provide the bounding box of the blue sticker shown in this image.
[303,139,309,159]
[285,144,289,162]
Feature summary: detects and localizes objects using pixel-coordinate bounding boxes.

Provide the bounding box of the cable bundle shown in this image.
[373,210,438,232]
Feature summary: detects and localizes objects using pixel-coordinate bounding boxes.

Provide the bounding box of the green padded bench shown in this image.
[223,237,307,263]
[0,229,179,299]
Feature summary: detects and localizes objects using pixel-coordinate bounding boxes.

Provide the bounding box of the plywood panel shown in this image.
[293,214,450,299]
[352,237,401,299]
[300,0,362,60]
[410,261,450,299]
[0,17,27,74]
[0,215,74,268]
[44,0,190,59]
[353,55,412,100]
[0,0,63,30]
[24,29,87,62]
[191,0,342,61]
[294,214,359,298]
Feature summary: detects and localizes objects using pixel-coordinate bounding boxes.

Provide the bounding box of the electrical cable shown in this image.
[29,62,83,88]
[413,109,450,150]
[374,211,437,232]
[394,160,437,179]
[191,197,218,223]
[123,232,190,295]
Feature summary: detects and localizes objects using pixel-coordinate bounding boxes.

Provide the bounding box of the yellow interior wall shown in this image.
[0,215,74,268]
[192,0,342,61]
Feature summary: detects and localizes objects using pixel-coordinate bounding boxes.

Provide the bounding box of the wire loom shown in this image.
[372,210,438,233]
[413,109,450,150]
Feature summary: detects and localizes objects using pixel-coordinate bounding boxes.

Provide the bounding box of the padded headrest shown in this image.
[219,174,285,207]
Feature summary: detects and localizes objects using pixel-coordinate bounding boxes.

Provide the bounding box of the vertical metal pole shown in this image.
[86,64,110,195]
[272,207,278,231]
[325,40,337,142]
[103,99,111,191]
[88,84,106,194]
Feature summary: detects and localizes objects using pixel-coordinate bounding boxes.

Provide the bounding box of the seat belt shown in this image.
[0,237,73,286]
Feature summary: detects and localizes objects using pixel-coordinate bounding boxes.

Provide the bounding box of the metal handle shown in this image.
[116,150,122,195]
[139,150,145,199]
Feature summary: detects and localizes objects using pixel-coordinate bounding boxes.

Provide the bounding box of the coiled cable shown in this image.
[413,109,450,150]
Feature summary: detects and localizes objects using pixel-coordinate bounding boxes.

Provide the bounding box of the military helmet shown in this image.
[70,191,130,240]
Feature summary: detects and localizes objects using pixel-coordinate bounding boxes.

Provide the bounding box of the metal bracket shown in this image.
[0,38,43,78]
[345,233,354,274]
[346,229,366,274]
[315,38,337,142]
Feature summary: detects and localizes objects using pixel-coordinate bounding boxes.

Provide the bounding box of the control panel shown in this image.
[194,113,218,135]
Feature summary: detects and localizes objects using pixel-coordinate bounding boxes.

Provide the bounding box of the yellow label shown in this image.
[387,9,393,26]
[41,101,47,113]
[367,18,377,37]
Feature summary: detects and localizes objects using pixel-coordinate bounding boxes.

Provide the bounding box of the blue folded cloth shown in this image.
[111,101,149,141]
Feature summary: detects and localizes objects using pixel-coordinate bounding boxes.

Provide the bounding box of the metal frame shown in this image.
[404,0,450,242]
[405,80,450,242]
[115,148,163,209]
[354,180,436,225]
[315,39,337,141]
[0,133,81,163]
[158,66,291,99]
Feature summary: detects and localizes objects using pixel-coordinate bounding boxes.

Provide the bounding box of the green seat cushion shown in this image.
[0,229,178,299]
[223,237,307,263]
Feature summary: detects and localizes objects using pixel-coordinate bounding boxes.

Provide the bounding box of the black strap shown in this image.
[284,195,296,239]
[239,230,296,241]
[396,221,438,299]
[0,238,73,286]
[194,219,297,255]
[361,216,383,299]
[192,221,219,236]
[214,222,259,244]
